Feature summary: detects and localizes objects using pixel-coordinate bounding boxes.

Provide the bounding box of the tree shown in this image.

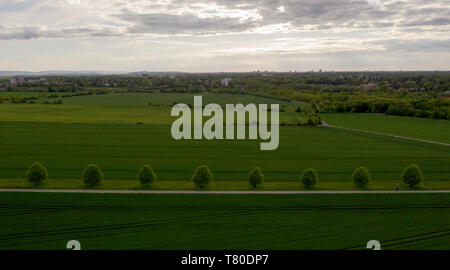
[401,164,423,187]
[352,166,371,188]
[191,165,213,188]
[26,161,48,185]
[138,165,156,185]
[83,164,103,186]
[300,168,319,188]
[248,167,264,188]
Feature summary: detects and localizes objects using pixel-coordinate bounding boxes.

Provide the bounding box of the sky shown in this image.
[0,0,449,72]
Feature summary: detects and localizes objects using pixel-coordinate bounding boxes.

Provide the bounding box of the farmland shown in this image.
[0,91,449,251]
[0,93,303,124]
[0,192,448,250]
[0,92,449,189]
[322,113,450,144]
[1,122,450,185]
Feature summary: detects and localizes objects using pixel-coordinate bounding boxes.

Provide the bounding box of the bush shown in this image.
[352,167,371,188]
[401,164,424,187]
[26,162,48,185]
[191,165,213,188]
[300,168,319,188]
[306,114,322,126]
[248,167,264,188]
[371,100,390,113]
[83,164,104,186]
[138,165,157,185]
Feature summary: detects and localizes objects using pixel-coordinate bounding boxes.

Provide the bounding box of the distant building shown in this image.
[221,78,231,87]
[10,77,25,87]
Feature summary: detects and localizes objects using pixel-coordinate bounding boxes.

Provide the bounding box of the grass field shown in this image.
[1,122,449,185]
[0,92,449,189]
[0,92,449,251]
[0,192,448,250]
[0,93,304,124]
[322,113,450,144]
[62,92,294,107]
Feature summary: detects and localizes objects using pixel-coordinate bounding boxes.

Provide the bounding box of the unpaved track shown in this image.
[0,188,449,194]
[320,120,450,147]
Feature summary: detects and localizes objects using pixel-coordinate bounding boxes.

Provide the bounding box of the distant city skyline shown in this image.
[0,0,449,72]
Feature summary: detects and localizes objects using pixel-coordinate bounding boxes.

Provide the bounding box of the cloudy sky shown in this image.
[0,0,449,72]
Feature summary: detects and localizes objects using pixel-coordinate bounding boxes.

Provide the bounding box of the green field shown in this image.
[0,92,449,189]
[322,113,450,144]
[1,122,449,185]
[0,192,448,250]
[63,92,294,107]
[1,92,449,251]
[0,93,304,124]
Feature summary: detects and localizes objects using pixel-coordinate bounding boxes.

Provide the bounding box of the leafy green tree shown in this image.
[138,165,157,185]
[352,167,371,188]
[248,167,264,188]
[26,162,48,185]
[83,164,103,186]
[401,164,424,187]
[300,168,319,188]
[191,165,213,188]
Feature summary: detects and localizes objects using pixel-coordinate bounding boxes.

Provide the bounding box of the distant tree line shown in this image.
[2,72,449,120]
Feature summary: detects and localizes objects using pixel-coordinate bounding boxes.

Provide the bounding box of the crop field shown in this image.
[0,92,449,189]
[0,92,449,251]
[322,113,450,144]
[0,192,448,250]
[0,93,303,124]
[62,92,294,107]
[0,122,449,186]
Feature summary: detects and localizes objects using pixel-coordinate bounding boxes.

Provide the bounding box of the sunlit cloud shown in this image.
[0,0,448,71]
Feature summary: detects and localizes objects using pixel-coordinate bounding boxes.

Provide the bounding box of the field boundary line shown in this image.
[320,120,450,147]
[0,188,449,194]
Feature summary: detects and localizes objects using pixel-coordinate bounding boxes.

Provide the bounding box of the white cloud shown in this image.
[0,0,448,71]
[367,0,381,6]
[66,0,81,4]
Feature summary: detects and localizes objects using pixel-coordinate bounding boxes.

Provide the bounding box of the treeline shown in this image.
[24,162,425,189]
[0,95,64,104]
[312,95,450,120]
[5,71,450,93]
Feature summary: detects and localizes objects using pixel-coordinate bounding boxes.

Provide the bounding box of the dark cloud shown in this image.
[116,12,256,35]
[111,0,450,35]
[0,25,43,39]
[400,17,450,27]
[0,0,41,13]
[0,25,122,40]
[0,0,449,39]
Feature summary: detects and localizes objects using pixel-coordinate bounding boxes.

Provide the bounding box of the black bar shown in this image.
[0,250,447,269]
